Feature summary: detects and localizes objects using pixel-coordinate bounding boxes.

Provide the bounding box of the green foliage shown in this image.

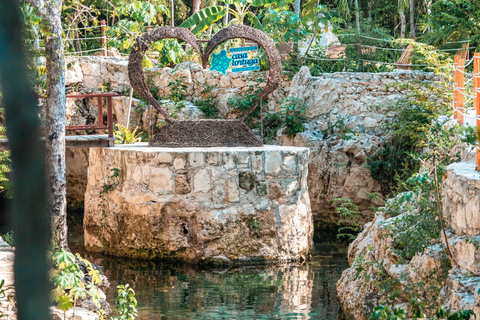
[370,304,475,320]
[114,125,141,144]
[0,232,14,247]
[367,82,452,195]
[179,0,274,35]
[101,168,121,194]
[333,198,361,240]
[228,83,263,125]
[419,0,480,46]
[0,150,11,198]
[320,115,356,140]
[51,249,105,319]
[370,305,407,320]
[195,98,218,119]
[279,97,307,138]
[116,284,138,320]
[167,75,188,102]
[263,112,283,141]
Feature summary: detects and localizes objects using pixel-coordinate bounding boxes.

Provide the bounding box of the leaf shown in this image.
[53,271,75,289]
[52,248,76,268]
[71,283,86,299]
[179,6,225,30]
[191,9,227,35]
[88,265,102,285]
[56,294,73,312]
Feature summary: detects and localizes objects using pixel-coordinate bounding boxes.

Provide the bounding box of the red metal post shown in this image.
[97,96,104,134]
[101,19,106,57]
[107,97,114,138]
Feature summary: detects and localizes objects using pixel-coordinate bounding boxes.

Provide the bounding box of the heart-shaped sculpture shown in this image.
[128,24,282,147]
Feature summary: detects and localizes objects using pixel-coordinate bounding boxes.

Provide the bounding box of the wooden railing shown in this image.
[41,92,123,138]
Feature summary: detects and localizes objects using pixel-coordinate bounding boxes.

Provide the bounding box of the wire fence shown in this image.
[31,21,474,72]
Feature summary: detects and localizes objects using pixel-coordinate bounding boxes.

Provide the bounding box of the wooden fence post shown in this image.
[101,19,106,57]
[458,57,465,125]
[475,53,480,171]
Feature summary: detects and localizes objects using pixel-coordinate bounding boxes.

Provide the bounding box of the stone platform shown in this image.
[84,143,312,264]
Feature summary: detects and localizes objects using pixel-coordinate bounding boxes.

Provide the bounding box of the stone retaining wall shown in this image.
[84,144,312,264]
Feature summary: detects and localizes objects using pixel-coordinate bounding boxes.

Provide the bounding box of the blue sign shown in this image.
[209,46,260,74]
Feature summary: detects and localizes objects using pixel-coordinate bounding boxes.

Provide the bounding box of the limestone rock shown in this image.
[84,145,313,264]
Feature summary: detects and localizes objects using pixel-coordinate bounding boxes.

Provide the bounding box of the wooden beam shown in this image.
[0,135,116,151]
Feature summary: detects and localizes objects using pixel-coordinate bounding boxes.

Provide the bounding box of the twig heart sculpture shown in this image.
[128,24,282,147]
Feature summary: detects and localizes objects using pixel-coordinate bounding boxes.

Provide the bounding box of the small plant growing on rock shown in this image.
[114,125,141,144]
[195,98,218,119]
[101,168,120,194]
[167,75,188,102]
[116,284,138,320]
[51,249,105,320]
[280,97,307,138]
[333,198,361,241]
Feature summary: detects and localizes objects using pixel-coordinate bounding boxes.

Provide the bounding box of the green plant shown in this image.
[279,97,307,138]
[114,125,141,144]
[263,112,283,141]
[333,198,361,241]
[101,168,121,194]
[320,115,356,140]
[167,75,188,102]
[115,284,138,320]
[0,150,11,198]
[100,81,111,93]
[178,0,277,35]
[228,83,264,126]
[0,231,14,247]
[51,249,104,320]
[367,82,452,195]
[195,98,218,119]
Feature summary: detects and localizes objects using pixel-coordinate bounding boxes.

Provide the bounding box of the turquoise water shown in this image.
[68,217,348,320]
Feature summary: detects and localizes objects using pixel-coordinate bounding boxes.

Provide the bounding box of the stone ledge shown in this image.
[84,144,313,264]
[443,161,480,236]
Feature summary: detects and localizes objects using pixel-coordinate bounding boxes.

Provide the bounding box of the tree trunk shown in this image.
[27,0,68,249]
[355,0,361,58]
[193,0,201,14]
[171,0,175,26]
[46,10,67,250]
[294,0,301,17]
[410,0,415,39]
[399,6,406,38]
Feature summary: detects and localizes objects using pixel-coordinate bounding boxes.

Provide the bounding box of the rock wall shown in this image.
[65,56,438,223]
[336,160,480,320]
[84,144,313,264]
[281,67,438,222]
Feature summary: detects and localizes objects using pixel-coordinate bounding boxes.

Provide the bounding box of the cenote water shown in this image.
[68,214,348,320]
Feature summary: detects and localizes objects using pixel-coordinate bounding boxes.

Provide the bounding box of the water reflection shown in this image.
[68,215,348,320]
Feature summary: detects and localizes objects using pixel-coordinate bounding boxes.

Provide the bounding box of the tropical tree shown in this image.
[27,0,68,250]
[419,0,480,46]
[179,0,278,34]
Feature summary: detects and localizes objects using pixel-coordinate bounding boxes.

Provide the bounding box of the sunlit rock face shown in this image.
[281,67,439,223]
[84,144,313,264]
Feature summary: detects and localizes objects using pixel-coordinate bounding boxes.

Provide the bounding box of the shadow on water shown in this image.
[68,212,348,320]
